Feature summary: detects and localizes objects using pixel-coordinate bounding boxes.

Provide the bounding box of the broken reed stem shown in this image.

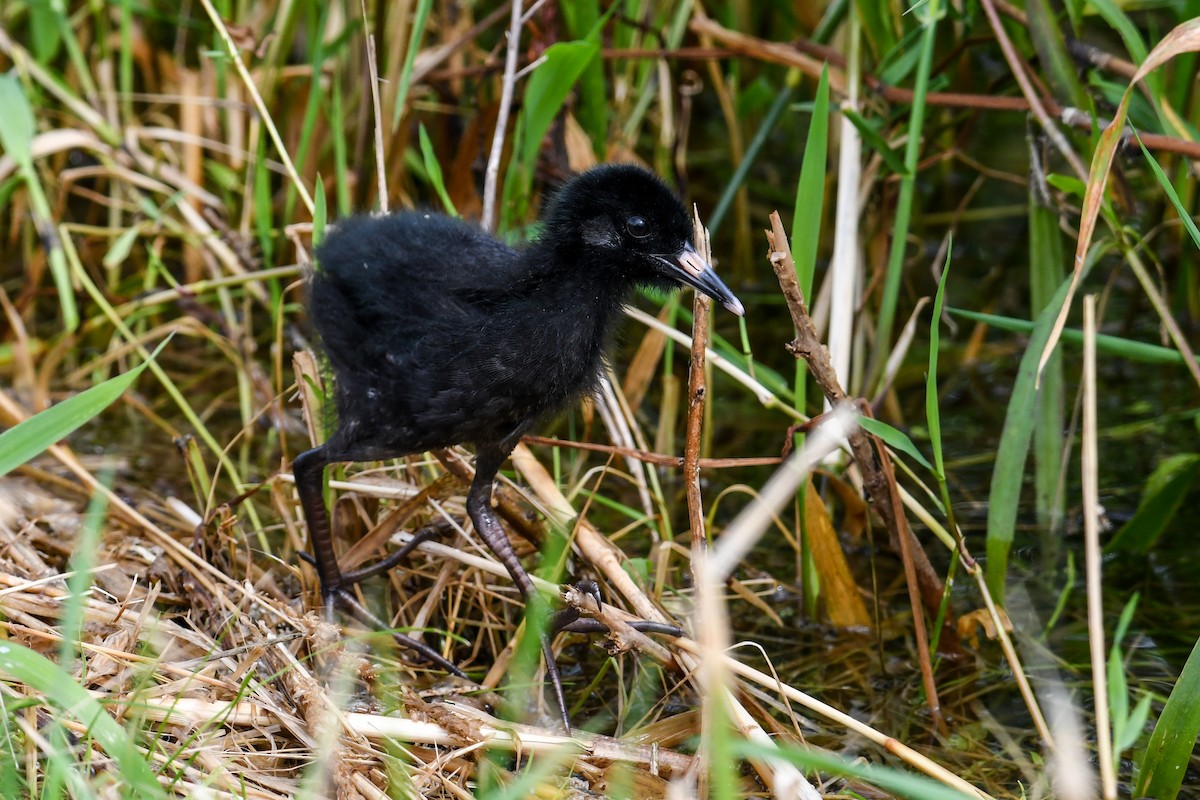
[765,211,947,725]
[684,207,712,563]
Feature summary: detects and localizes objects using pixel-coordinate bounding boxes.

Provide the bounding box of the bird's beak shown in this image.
[668,242,745,317]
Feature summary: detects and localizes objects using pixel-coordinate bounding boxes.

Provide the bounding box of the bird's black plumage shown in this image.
[293,163,742,728]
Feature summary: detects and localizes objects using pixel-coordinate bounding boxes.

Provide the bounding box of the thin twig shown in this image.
[481,0,524,232]
[365,31,388,212]
[520,434,782,468]
[870,415,944,733]
[978,0,1087,179]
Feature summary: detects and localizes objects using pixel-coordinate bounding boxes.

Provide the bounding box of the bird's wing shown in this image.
[310,212,525,377]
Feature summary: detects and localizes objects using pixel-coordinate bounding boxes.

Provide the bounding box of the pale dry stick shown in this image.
[871,297,932,407]
[121,683,696,775]
[594,374,655,518]
[522,434,783,469]
[1082,295,1117,800]
[603,368,665,516]
[1124,241,1200,391]
[1005,585,1097,800]
[827,8,863,400]
[114,265,303,316]
[692,505,822,800]
[481,0,525,233]
[697,416,850,800]
[0,566,117,599]
[196,0,315,216]
[0,129,102,182]
[624,307,796,413]
[708,408,855,582]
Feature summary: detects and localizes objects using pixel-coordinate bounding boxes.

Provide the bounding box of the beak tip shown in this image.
[724,297,746,317]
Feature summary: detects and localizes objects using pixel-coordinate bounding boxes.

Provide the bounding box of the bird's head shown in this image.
[539,164,745,316]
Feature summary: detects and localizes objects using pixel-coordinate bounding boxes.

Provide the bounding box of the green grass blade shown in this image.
[1137,131,1200,251]
[560,0,607,156]
[0,71,78,331]
[501,40,598,225]
[790,64,830,614]
[313,177,327,248]
[984,273,1078,601]
[0,337,169,478]
[0,73,35,165]
[1135,634,1200,800]
[1029,185,1066,544]
[737,740,977,800]
[519,41,598,169]
[926,238,951,481]
[946,307,1188,365]
[1105,454,1200,553]
[792,64,830,303]
[0,642,166,798]
[859,416,933,471]
[418,123,457,216]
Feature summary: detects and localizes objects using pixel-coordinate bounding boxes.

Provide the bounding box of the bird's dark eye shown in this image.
[625,216,650,238]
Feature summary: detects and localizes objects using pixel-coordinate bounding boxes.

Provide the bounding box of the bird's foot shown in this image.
[534,580,683,733]
[299,519,451,591]
[551,579,685,638]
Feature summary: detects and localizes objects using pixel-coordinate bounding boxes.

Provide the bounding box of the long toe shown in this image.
[541,632,571,733]
[338,519,452,586]
[333,589,467,679]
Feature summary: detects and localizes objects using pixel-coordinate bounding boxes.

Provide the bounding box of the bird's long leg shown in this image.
[466,444,571,732]
[292,445,343,614]
[293,445,464,676]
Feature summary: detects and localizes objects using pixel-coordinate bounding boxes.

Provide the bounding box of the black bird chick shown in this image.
[293,163,743,727]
